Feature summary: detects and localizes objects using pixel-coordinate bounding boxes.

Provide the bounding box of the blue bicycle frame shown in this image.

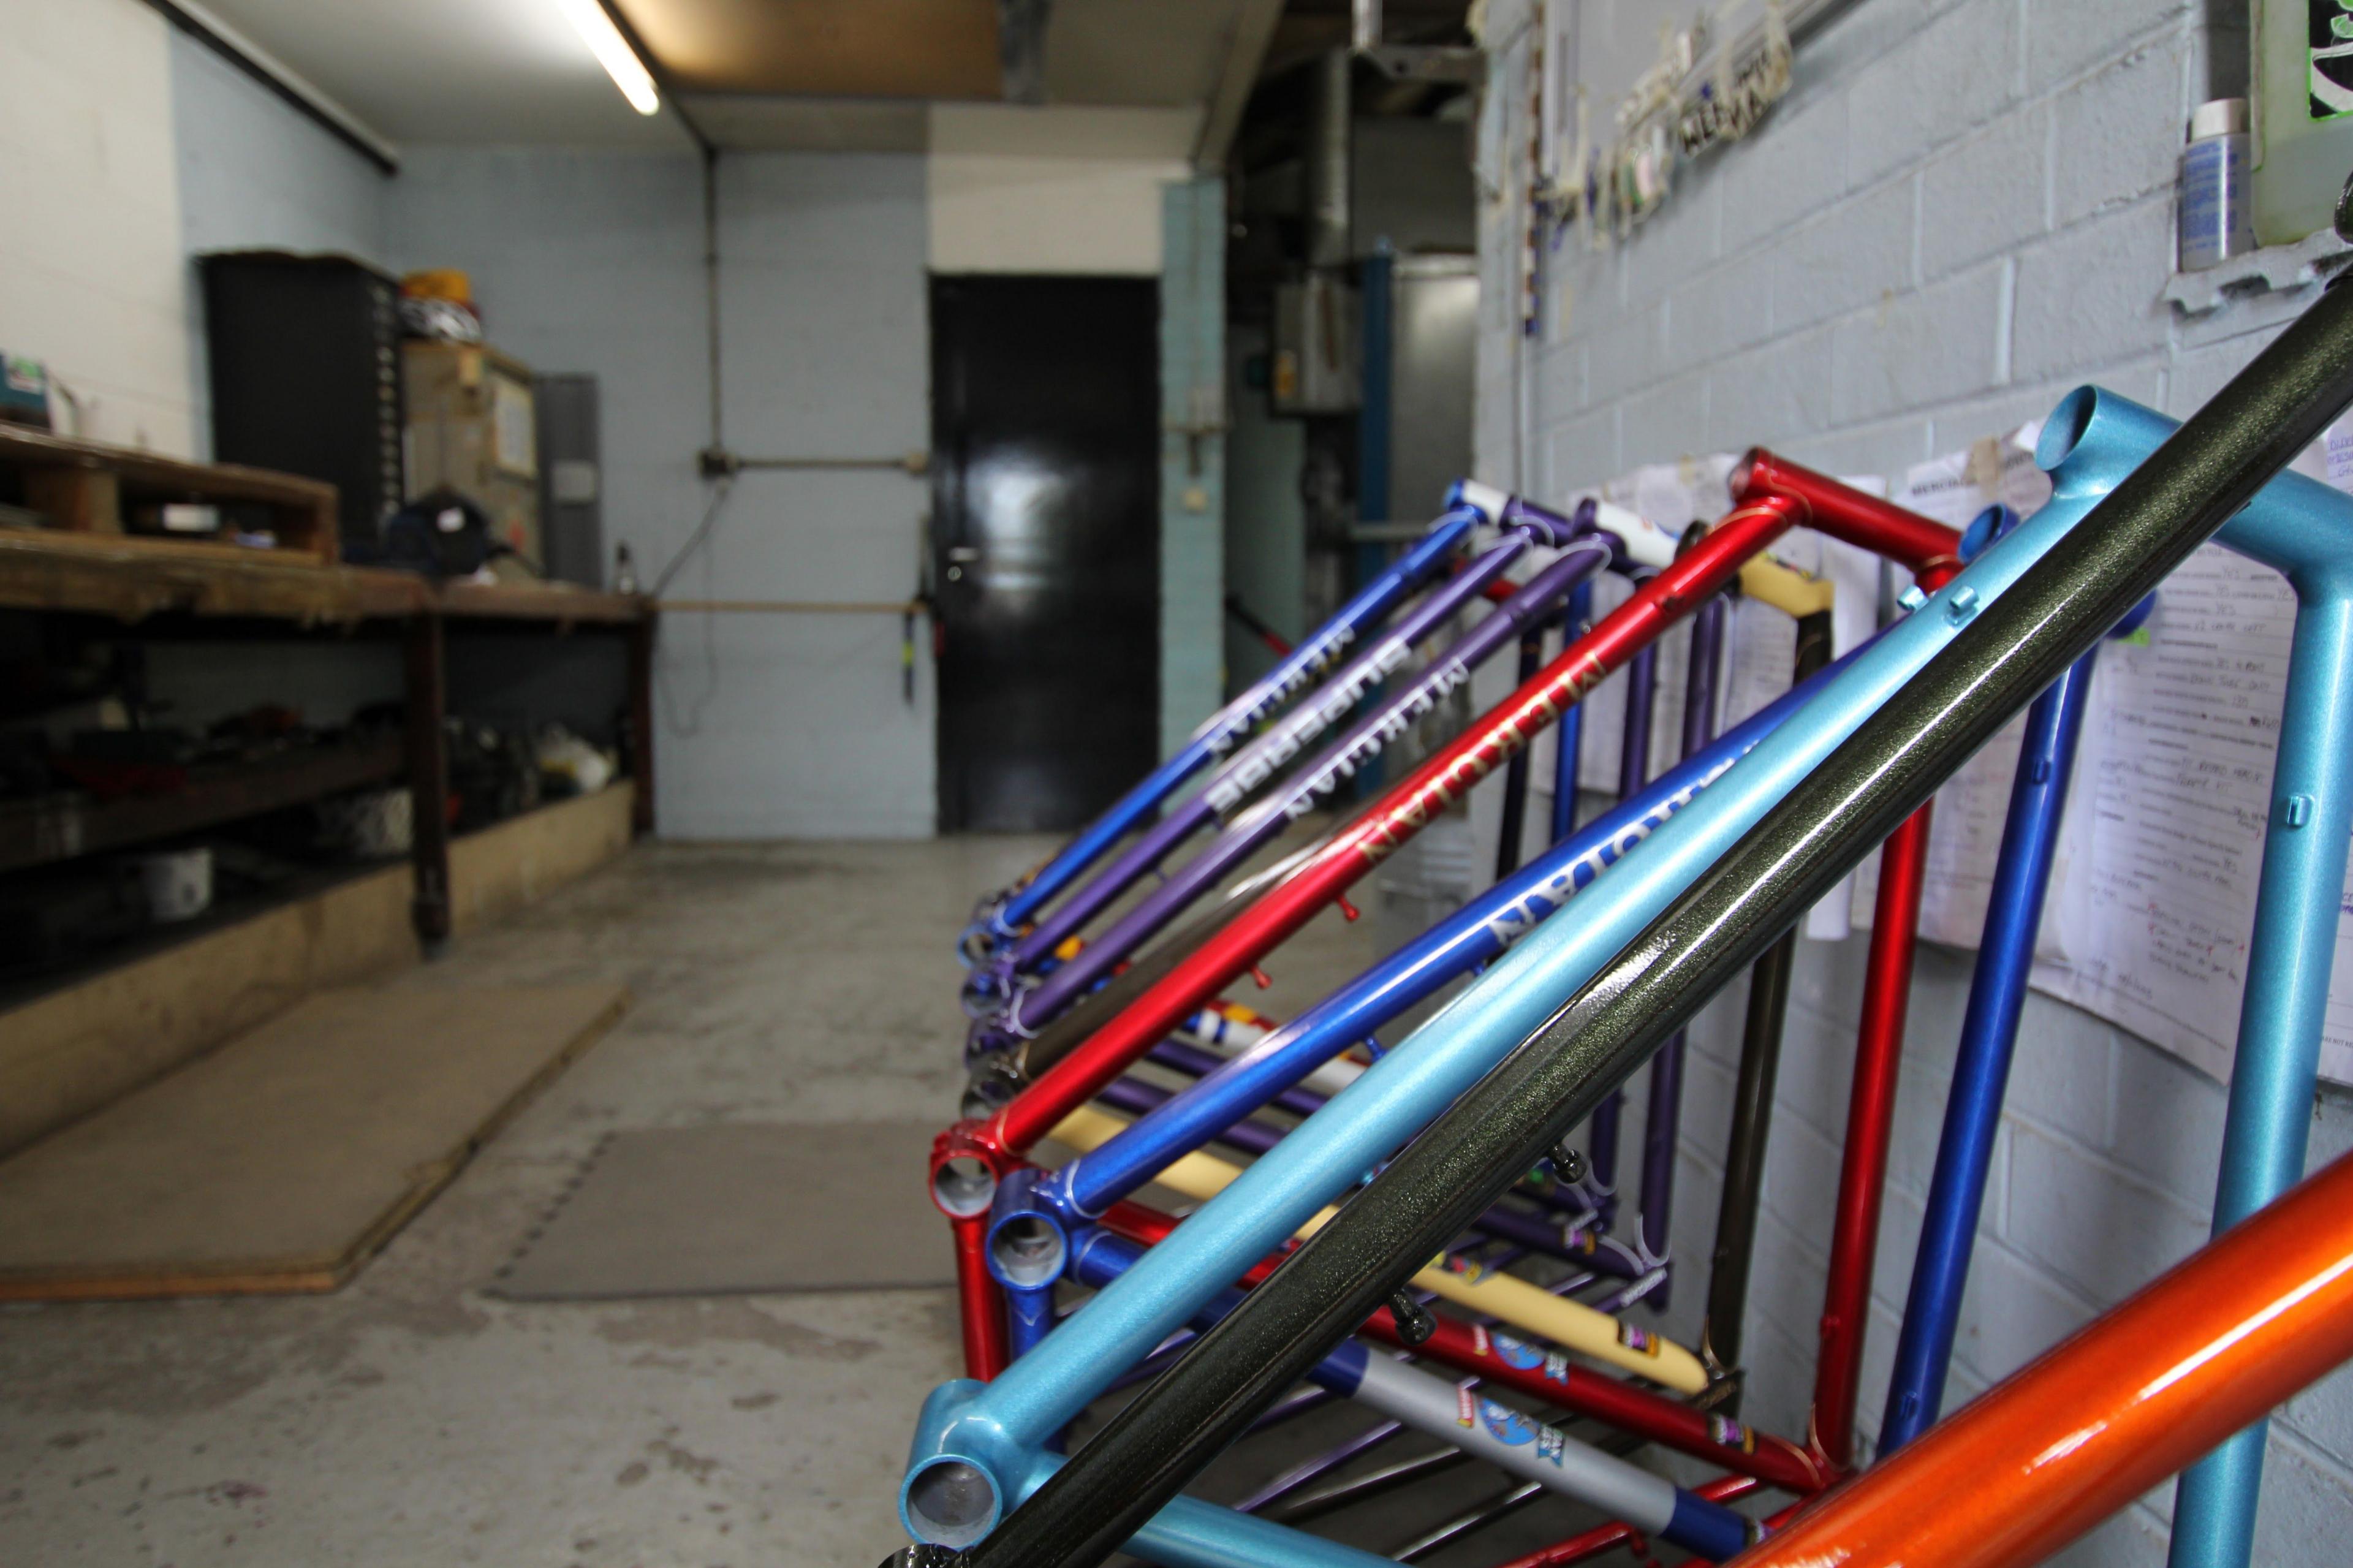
[967,511,1477,958]
[1876,502,2149,1453]
[898,389,2173,1562]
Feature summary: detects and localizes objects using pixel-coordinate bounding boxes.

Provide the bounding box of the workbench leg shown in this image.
[405,614,452,949]
[627,616,656,838]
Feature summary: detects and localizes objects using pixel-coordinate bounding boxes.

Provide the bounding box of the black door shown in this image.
[931,276,1160,832]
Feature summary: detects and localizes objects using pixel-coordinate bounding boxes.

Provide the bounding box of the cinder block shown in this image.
[1846,0,2023,188]
[1541,404,1620,493]
[2105,1033,2226,1212]
[1779,412,1934,479]
[2165,328,2283,415]
[2006,998,2116,1149]
[1791,926,1879,1032]
[1951,1235,2100,1387]
[1761,1106,1847,1255]
[1920,104,2051,280]
[1738,1314,1823,1446]
[1585,297,1669,406]
[2249,1433,2353,1566]
[1870,1180,1931,1316]
[1665,260,1774,373]
[2283,1363,2353,1475]
[2043,1503,2172,1568]
[1829,259,2009,422]
[1773,176,1920,335]
[2026,0,2194,94]
[1706,323,1838,452]
[2051,37,2190,228]
[2011,197,2175,384]
[1885,1053,1959,1195]
[1744,1207,1833,1350]
[1620,371,1710,469]
[2003,1123,2209,1304]
[1927,358,2163,449]
[1679,1048,1740,1165]
[1616,177,1726,309]
[1717,91,1854,256]
[1771,998,1863,1146]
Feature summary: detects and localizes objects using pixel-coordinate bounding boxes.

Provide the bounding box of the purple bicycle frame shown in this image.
[969,538,1615,1057]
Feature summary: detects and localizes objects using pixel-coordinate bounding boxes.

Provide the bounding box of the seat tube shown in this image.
[1814,800,1932,1469]
[1586,639,1659,1224]
[2170,589,2353,1568]
[1879,646,2098,1453]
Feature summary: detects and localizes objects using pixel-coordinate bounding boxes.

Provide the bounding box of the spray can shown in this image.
[2179,98,2255,270]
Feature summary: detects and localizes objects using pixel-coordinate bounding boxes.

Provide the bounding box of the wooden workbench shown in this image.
[0,526,656,945]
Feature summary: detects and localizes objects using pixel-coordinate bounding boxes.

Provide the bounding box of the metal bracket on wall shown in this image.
[695,449,931,479]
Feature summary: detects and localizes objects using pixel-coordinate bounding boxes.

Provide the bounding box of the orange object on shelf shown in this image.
[400,268,472,304]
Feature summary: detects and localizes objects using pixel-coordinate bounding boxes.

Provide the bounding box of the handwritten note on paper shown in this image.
[2028,546,2304,1081]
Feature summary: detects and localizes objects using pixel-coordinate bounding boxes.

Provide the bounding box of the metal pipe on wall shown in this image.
[1305,50,1353,271]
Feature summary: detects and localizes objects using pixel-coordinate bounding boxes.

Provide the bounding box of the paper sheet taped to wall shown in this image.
[1566,426,2353,1086]
[1846,426,2353,1086]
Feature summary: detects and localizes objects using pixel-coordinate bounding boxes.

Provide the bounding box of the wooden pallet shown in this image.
[0,983,629,1300]
[0,424,339,562]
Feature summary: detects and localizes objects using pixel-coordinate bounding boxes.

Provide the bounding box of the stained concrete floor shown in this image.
[0,836,1620,1568]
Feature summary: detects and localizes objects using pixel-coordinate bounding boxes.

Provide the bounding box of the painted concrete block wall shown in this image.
[169,23,392,462]
[0,0,193,455]
[1472,0,2353,1555]
[387,149,936,840]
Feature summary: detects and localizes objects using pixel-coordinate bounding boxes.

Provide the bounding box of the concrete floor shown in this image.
[0,836,1623,1568]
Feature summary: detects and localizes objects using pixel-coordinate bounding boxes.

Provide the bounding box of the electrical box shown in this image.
[402,342,541,569]
[1271,273,1360,415]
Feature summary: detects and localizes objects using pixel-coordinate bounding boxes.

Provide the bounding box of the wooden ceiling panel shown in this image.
[614,0,1003,99]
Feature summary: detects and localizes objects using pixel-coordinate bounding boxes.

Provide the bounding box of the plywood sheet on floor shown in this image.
[487,1121,955,1299]
[0,983,627,1300]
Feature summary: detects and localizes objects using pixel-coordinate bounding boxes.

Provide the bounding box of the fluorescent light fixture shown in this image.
[551,0,660,116]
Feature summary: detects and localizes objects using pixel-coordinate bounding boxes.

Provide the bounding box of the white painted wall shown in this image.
[1473,1,2353,1556]
[0,0,194,455]
[927,104,1195,275]
[170,21,392,461]
[385,148,936,840]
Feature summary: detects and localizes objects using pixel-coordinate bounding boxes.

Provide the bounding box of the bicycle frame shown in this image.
[906,526,2056,1549]
[1877,502,2150,1453]
[903,274,2353,1564]
[1833,395,2353,1567]
[1699,595,1835,1396]
[969,536,1613,1055]
[967,512,1477,959]
[980,521,1566,996]
[929,496,1813,1379]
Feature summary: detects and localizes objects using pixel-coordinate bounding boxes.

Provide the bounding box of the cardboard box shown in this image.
[402,343,541,567]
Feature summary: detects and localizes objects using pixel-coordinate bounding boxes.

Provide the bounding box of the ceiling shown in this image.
[199,0,1280,153]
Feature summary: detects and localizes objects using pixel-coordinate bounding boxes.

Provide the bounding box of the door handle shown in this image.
[947,546,980,562]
